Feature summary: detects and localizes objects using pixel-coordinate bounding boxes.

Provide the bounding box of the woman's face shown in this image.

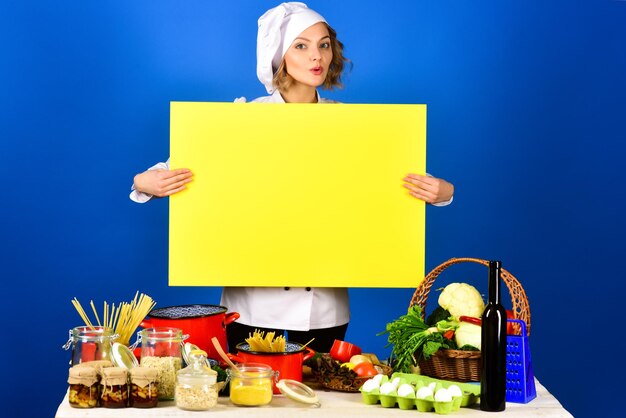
[283,22,333,88]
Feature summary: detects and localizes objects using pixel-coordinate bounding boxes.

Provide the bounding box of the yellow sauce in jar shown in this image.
[229,370,273,406]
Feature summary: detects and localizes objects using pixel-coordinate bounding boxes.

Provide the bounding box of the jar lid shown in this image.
[182,343,203,366]
[69,366,97,378]
[102,366,128,379]
[102,367,128,386]
[177,349,217,384]
[110,342,138,370]
[130,366,158,387]
[68,366,99,386]
[183,343,218,368]
[130,366,158,379]
[276,379,320,406]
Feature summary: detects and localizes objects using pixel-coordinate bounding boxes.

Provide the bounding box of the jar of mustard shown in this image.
[228,363,276,407]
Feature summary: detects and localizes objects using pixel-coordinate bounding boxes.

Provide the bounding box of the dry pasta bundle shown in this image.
[245,329,286,353]
[71,291,156,346]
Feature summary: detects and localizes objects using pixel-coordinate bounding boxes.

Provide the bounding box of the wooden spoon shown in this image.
[301,337,315,349]
[211,337,240,373]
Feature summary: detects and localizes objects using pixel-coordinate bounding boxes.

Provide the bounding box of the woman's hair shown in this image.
[272,23,350,92]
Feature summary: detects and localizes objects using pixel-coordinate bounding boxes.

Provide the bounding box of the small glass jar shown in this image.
[63,326,118,366]
[100,367,128,408]
[228,363,276,407]
[130,367,159,408]
[175,349,218,411]
[139,327,186,400]
[68,366,99,408]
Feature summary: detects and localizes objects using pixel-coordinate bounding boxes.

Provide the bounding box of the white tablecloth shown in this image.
[55,379,572,417]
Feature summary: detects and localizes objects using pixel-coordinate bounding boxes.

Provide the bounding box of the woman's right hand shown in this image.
[133,168,193,197]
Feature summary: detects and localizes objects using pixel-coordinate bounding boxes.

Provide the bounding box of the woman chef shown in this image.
[130,2,455,352]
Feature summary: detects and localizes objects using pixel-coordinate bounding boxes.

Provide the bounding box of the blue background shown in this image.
[1,1,624,417]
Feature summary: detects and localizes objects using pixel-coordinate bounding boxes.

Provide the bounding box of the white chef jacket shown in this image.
[130,90,451,330]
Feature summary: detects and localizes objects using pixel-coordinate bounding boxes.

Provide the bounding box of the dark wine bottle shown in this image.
[480,260,507,412]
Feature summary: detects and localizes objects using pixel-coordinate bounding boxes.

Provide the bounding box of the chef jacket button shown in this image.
[306,287,311,291]
[284,287,290,291]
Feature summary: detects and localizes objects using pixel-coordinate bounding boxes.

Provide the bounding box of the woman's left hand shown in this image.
[403,174,454,204]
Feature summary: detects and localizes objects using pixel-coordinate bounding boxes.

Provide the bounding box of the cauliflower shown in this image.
[455,322,481,350]
[438,283,484,319]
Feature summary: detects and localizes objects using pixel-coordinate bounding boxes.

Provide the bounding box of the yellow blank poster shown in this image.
[169,102,426,288]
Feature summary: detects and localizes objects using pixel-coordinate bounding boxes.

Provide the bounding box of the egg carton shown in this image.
[359,373,480,414]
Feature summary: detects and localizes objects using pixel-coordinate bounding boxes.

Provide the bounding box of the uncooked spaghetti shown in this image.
[245,329,286,352]
[71,291,156,346]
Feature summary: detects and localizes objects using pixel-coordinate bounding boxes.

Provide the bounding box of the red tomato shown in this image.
[353,362,378,378]
[506,310,515,335]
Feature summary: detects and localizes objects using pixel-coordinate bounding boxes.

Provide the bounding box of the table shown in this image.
[55,379,573,417]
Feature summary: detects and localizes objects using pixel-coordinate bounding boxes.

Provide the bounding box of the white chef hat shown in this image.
[257,2,327,94]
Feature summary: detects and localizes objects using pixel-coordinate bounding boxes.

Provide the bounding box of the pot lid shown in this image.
[148,304,227,319]
[110,343,138,370]
[276,379,320,406]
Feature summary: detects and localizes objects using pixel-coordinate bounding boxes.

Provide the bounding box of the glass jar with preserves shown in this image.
[130,367,159,408]
[100,367,128,408]
[68,366,98,408]
[228,363,276,407]
[139,327,186,400]
[175,349,218,411]
[63,326,118,366]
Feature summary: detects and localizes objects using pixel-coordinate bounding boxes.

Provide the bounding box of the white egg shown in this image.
[379,382,397,395]
[391,377,401,387]
[447,384,462,397]
[397,383,415,397]
[428,382,437,391]
[416,386,434,400]
[372,374,384,385]
[434,388,453,403]
[361,379,380,393]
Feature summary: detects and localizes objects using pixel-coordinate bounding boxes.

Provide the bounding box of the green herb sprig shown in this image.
[377,305,455,373]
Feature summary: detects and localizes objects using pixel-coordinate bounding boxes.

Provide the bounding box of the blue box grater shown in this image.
[506,319,536,403]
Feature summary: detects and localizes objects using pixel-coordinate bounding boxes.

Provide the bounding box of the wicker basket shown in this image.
[317,364,394,392]
[409,257,531,382]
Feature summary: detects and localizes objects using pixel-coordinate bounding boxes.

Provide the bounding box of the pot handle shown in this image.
[227,353,245,363]
[224,312,240,326]
[302,347,316,362]
[139,319,153,329]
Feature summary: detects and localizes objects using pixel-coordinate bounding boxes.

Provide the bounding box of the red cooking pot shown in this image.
[140,304,239,362]
[228,341,315,394]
